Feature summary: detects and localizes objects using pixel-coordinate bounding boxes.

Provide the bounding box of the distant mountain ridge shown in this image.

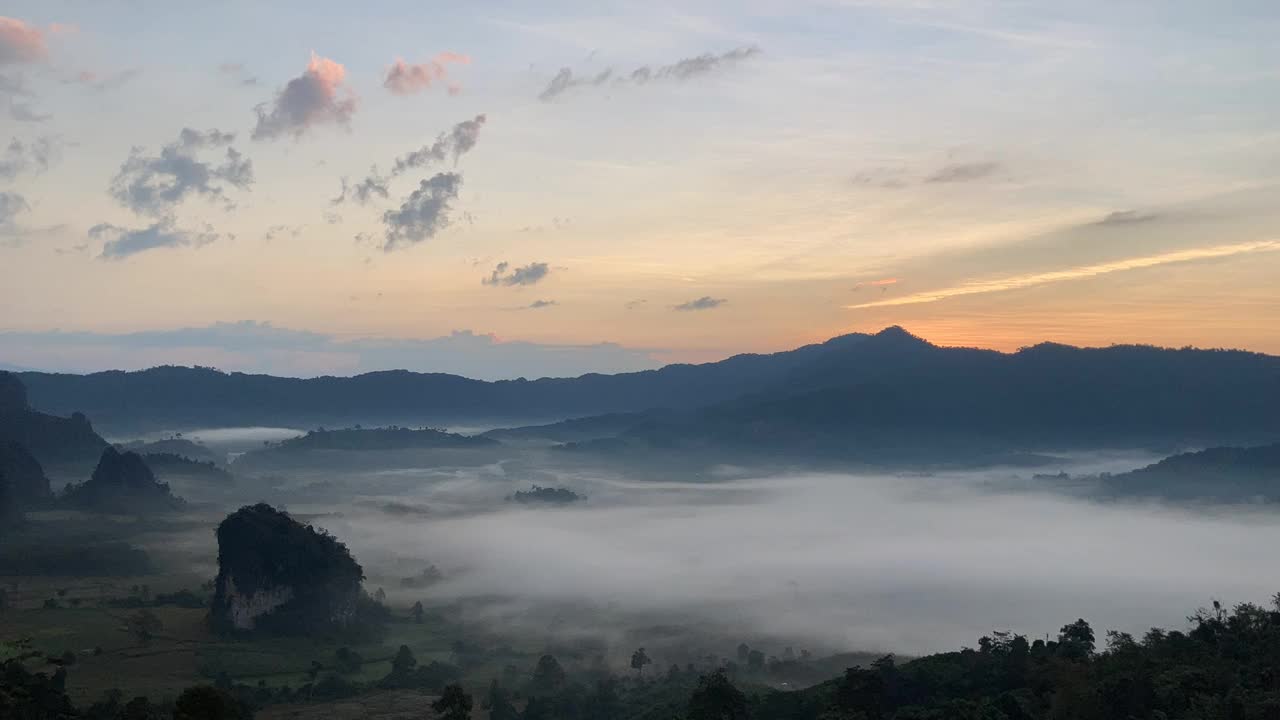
[14,328,1280,452]
[1101,442,1280,501]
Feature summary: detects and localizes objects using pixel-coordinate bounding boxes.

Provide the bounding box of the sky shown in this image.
[2,1,1279,378]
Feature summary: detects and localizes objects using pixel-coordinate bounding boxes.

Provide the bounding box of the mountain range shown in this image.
[12,327,1280,456]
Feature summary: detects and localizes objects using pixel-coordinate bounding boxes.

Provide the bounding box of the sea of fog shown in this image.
[211,450,1280,659]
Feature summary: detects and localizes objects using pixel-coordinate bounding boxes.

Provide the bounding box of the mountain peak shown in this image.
[870,325,932,347]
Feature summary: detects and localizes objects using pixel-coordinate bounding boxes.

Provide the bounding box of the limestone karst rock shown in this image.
[210,503,365,634]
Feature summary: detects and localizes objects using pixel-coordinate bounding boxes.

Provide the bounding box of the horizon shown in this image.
[5,323,1275,381]
[3,3,1280,379]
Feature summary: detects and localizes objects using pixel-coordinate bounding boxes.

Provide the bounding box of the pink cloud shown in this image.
[252,52,357,141]
[384,52,471,96]
[0,16,48,64]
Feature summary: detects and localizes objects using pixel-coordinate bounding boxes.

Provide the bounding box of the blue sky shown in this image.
[2,1,1278,377]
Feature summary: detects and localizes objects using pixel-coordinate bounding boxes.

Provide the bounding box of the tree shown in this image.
[334,646,363,674]
[432,683,473,720]
[485,679,520,720]
[585,676,623,720]
[391,644,417,675]
[1058,618,1096,659]
[126,609,163,646]
[687,670,749,720]
[173,685,251,720]
[530,654,567,696]
[411,600,424,624]
[630,647,652,678]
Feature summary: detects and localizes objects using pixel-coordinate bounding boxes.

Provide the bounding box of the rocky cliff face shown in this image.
[219,575,296,631]
[210,503,364,635]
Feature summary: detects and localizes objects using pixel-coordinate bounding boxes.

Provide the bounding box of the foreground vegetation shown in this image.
[7,592,1280,719]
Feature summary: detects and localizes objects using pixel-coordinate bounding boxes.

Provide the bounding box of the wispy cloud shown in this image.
[65,68,140,91]
[384,52,470,96]
[332,115,486,206]
[218,62,258,86]
[1094,210,1159,226]
[0,135,57,180]
[0,322,660,379]
[538,46,761,102]
[847,240,1280,309]
[90,219,222,260]
[0,190,28,227]
[674,296,727,311]
[924,161,1000,184]
[483,261,550,287]
[0,72,47,122]
[0,17,48,65]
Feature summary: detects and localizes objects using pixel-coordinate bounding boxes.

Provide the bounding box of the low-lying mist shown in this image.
[253,452,1280,659]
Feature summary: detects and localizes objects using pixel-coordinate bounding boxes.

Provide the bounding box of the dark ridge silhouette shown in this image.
[140,451,234,483]
[0,466,17,528]
[11,329,1280,453]
[211,503,365,634]
[117,436,220,463]
[262,425,497,452]
[507,485,584,504]
[61,447,184,513]
[1101,441,1280,501]
[0,371,108,471]
[0,441,51,507]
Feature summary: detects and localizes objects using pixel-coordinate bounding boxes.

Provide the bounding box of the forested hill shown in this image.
[15,327,1280,442]
[1100,442,1280,501]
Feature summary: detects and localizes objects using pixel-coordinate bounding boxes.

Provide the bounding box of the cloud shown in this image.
[674,296,727,311]
[847,239,1280,309]
[252,52,356,141]
[482,261,550,287]
[0,17,47,65]
[90,218,221,260]
[333,115,485,206]
[218,62,258,86]
[381,172,462,250]
[262,224,304,241]
[0,135,57,180]
[0,190,28,227]
[0,321,662,379]
[525,299,558,309]
[1094,210,1159,226]
[625,299,647,310]
[852,278,900,292]
[538,46,761,102]
[109,128,253,216]
[851,168,909,189]
[390,114,487,175]
[925,161,1000,183]
[331,171,390,206]
[0,72,48,122]
[65,68,140,90]
[384,52,470,96]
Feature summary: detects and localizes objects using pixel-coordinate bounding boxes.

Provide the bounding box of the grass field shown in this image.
[0,597,513,706]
